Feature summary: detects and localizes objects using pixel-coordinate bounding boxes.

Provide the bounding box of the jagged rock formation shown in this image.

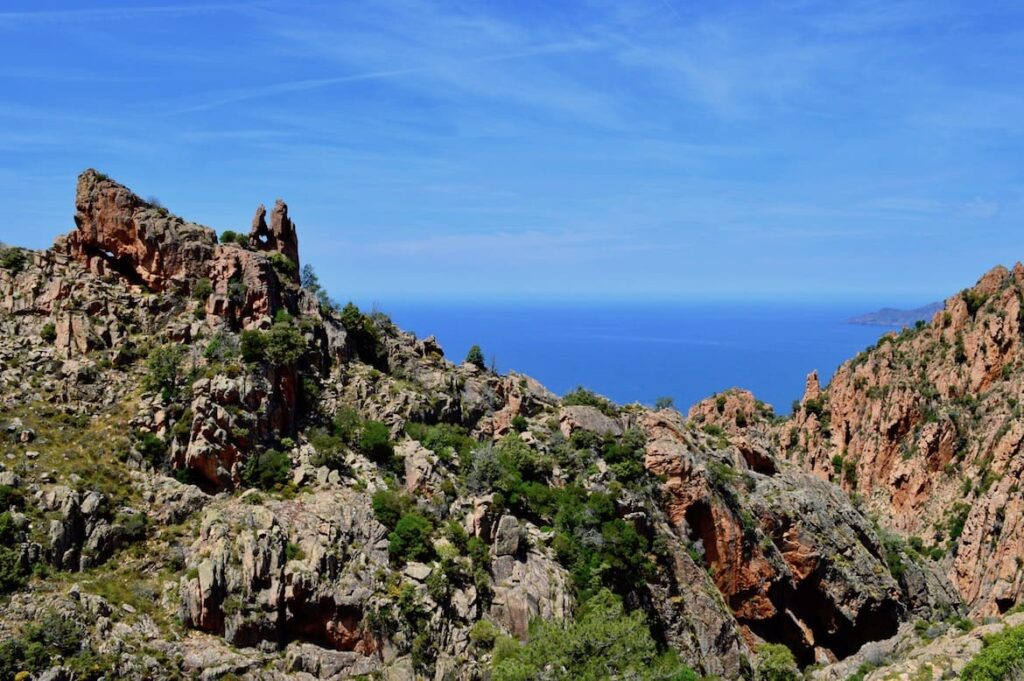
[61,169,217,293]
[0,169,1007,680]
[249,201,300,278]
[781,264,1024,616]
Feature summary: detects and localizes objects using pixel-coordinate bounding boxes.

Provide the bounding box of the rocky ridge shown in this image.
[0,171,993,680]
[780,264,1024,618]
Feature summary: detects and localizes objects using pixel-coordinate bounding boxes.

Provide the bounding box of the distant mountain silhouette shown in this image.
[847,302,942,327]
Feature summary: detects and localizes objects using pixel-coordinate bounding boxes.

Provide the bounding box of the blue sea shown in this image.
[374,301,896,414]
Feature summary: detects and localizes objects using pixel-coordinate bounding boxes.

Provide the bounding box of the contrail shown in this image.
[168,40,599,116]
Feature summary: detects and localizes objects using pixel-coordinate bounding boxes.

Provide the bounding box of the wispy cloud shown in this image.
[0,3,250,27]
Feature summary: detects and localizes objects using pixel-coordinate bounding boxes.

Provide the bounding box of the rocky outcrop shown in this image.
[249,201,300,277]
[38,485,150,571]
[179,491,387,657]
[780,264,1024,616]
[687,387,773,433]
[62,169,217,293]
[642,410,933,666]
[816,612,1024,680]
[558,405,623,438]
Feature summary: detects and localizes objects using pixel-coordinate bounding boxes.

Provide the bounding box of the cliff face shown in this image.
[0,170,983,679]
[781,264,1024,616]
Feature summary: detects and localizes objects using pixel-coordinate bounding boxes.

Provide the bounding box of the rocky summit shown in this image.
[0,171,1021,680]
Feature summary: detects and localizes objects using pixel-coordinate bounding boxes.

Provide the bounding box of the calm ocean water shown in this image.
[374,301,893,414]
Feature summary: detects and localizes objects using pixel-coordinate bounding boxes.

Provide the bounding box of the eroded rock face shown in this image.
[780,264,1024,615]
[179,491,387,656]
[62,169,217,293]
[641,410,926,666]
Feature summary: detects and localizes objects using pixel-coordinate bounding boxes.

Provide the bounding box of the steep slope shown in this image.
[0,171,951,680]
[782,264,1024,617]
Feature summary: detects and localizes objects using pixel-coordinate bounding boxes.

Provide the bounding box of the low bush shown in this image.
[0,610,111,679]
[388,512,434,564]
[358,420,394,465]
[0,511,27,593]
[755,643,800,680]
[268,252,297,278]
[371,489,413,529]
[562,386,618,416]
[192,277,213,300]
[0,248,27,274]
[961,622,1024,680]
[242,449,291,490]
[406,422,474,465]
[491,589,698,681]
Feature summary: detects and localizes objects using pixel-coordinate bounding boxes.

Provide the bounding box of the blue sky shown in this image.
[2,0,1024,303]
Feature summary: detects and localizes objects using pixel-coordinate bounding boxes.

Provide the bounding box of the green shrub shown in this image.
[40,322,57,343]
[358,420,394,465]
[388,512,434,563]
[469,619,498,650]
[144,344,185,400]
[465,344,486,368]
[285,542,304,561]
[117,512,148,542]
[136,431,167,468]
[601,428,647,485]
[220,230,250,247]
[654,396,674,410]
[803,396,826,418]
[264,321,305,366]
[562,386,618,416]
[0,248,27,274]
[0,485,24,510]
[0,511,26,594]
[961,622,1024,680]
[242,449,291,490]
[268,252,297,278]
[831,454,844,473]
[192,277,213,299]
[239,330,265,363]
[340,302,387,370]
[371,489,412,530]
[406,422,474,464]
[511,415,528,433]
[491,589,698,681]
[843,459,858,486]
[755,643,800,680]
[203,330,239,362]
[962,288,989,317]
[0,610,110,679]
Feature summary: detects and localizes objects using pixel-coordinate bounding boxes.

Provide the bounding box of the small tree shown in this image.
[359,421,395,465]
[240,330,266,363]
[388,512,434,563]
[301,264,320,290]
[654,396,674,410]
[263,321,305,366]
[0,248,27,274]
[242,449,291,490]
[145,344,185,400]
[755,643,800,681]
[465,344,485,368]
[40,322,57,343]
